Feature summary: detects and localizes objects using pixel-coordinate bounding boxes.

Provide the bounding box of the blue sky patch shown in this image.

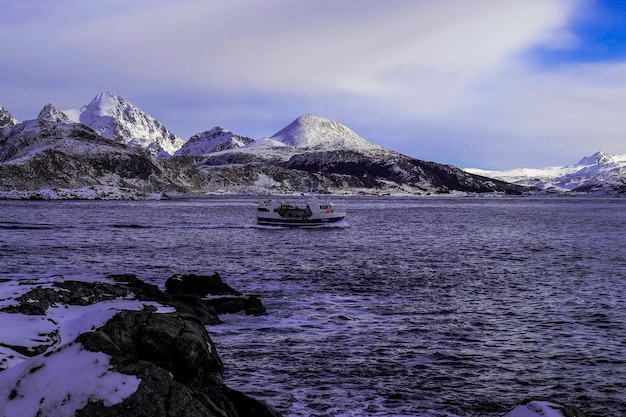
[531,0,626,65]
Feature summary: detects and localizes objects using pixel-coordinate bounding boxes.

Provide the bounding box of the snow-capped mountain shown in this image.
[64,92,184,158]
[465,151,626,194]
[174,126,254,156]
[0,97,528,197]
[37,103,73,124]
[0,105,18,129]
[270,114,382,151]
[0,119,206,196]
[194,114,527,195]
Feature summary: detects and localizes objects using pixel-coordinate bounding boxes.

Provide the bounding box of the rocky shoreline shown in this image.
[0,273,278,417]
[0,273,590,417]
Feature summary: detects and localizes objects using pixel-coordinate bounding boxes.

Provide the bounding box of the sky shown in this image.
[1,0,626,170]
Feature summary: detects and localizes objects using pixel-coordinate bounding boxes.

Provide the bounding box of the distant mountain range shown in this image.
[465,152,626,195]
[1,91,621,199]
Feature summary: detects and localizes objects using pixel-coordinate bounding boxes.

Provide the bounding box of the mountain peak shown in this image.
[73,92,184,157]
[0,105,18,128]
[270,114,381,151]
[577,151,626,166]
[175,126,254,156]
[38,103,73,124]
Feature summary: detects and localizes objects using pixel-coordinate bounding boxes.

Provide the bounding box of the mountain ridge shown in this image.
[465,151,626,194]
[0,93,549,198]
[63,92,185,158]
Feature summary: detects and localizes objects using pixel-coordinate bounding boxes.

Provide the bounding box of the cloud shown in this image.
[1,0,625,169]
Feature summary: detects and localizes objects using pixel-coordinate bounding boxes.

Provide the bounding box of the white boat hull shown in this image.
[256,196,346,227]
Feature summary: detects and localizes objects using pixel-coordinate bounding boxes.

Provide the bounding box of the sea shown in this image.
[1,196,625,417]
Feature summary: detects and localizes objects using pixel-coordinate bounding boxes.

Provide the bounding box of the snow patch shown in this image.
[503,400,572,417]
[0,342,141,417]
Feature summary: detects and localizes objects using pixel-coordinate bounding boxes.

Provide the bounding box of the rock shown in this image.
[208,296,247,314]
[503,399,587,417]
[76,310,281,417]
[245,295,267,315]
[108,273,172,302]
[169,294,222,325]
[165,273,242,297]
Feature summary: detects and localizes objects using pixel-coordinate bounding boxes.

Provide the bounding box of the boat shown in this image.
[257,194,346,227]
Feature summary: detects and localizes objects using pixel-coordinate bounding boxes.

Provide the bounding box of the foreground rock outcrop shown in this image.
[0,273,277,417]
[502,399,587,417]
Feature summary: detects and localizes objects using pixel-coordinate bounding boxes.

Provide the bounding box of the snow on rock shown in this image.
[175,126,254,156]
[0,276,168,417]
[270,114,383,151]
[503,400,586,417]
[65,92,184,157]
[0,342,141,417]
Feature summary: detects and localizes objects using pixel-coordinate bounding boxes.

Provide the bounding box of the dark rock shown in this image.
[207,296,247,315]
[245,295,267,315]
[165,273,242,297]
[77,310,281,417]
[169,294,222,325]
[1,287,60,315]
[108,273,172,302]
[78,311,223,384]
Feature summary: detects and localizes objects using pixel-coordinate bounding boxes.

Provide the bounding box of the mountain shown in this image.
[192,115,528,195]
[174,126,254,156]
[0,96,528,198]
[464,151,626,194]
[38,103,73,124]
[0,119,207,198]
[0,106,18,128]
[270,114,383,151]
[64,92,184,158]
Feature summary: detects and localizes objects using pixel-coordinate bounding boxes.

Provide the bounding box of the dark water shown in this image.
[1,196,625,417]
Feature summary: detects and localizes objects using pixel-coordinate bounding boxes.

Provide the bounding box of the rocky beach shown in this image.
[0,272,593,417]
[0,273,277,417]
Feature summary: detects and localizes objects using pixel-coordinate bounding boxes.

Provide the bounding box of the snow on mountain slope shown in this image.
[465,151,626,192]
[65,92,184,157]
[270,114,383,151]
[0,106,18,129]
[174,126,254,156]
[0,119,134,163]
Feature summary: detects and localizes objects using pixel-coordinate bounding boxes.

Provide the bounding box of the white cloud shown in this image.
[2,0,625,169]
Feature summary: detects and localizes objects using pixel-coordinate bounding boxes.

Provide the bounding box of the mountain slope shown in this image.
[0,120,207,196]
[465,151,626,194]
[194,114,528,195]
[64,92,184,158]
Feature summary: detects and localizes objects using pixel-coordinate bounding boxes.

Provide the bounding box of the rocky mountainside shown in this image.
[1,96,528,198]
[174,126,254,156]
[189,115,528,195]
[63,92,184,158]
[0,120,207,198]
[0,273,279,417]
[0,106,18,129]
[465,151,626,195]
